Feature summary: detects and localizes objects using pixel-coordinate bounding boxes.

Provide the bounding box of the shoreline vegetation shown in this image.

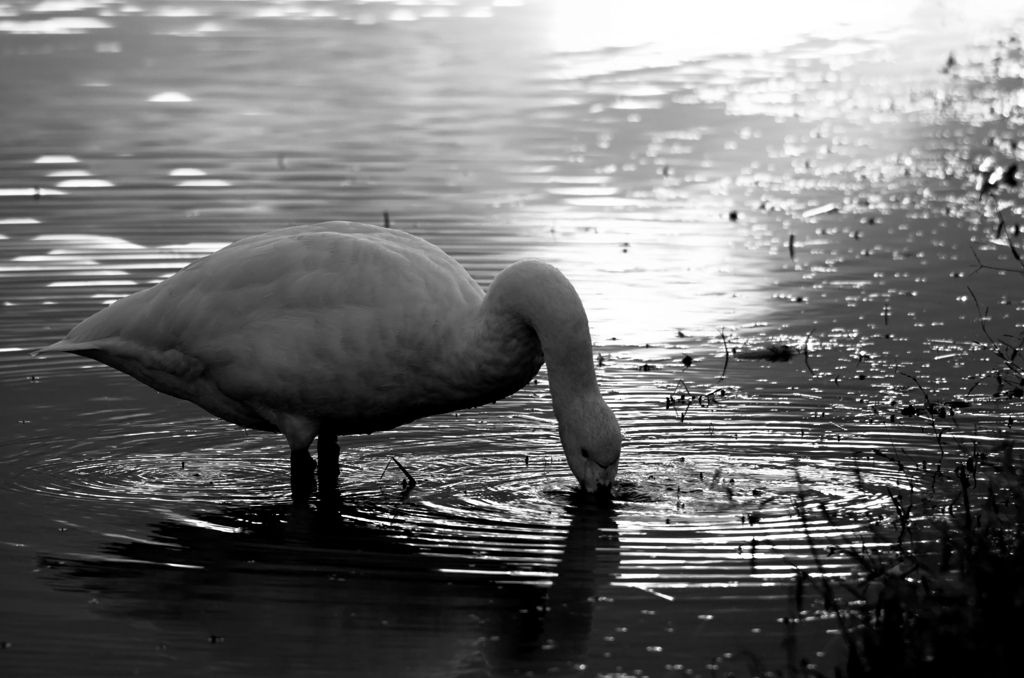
[799,40,1024,677]
[692,38,1024,677]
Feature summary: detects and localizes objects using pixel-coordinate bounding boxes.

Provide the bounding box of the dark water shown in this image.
[2,1,1024,676]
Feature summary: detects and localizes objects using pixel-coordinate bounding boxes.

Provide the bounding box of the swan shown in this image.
[37,221,621,494]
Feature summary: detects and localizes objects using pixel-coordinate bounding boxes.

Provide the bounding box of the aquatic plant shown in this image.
[790,397,1024,677]
[802,46,1024,669]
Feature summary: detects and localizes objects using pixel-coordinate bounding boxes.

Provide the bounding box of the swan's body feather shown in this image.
[39,221,620,493]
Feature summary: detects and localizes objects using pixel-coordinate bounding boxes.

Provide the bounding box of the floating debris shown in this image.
[733,344,796,362]
[979,160,1018,196]
[990,162,1017,188]
[941,51,957,74]
[382,456,417,490]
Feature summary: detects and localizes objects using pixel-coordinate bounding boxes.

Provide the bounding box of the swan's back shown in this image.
[66,222,478,348]
[42,222,536,437]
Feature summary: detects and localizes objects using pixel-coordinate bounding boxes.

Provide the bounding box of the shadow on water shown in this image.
[36,493,620,677]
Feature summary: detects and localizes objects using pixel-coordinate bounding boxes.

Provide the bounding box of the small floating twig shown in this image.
[717,329,730,382]
[802,326,816,375]
[383,456,417,489]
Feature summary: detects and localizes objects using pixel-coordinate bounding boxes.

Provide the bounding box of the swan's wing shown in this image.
[39,222,484,426]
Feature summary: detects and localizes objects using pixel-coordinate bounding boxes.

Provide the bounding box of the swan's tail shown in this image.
[32,285,146,358]
[31,340,104,357]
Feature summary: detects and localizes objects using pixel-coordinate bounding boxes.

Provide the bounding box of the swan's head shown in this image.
[558,397,621,495]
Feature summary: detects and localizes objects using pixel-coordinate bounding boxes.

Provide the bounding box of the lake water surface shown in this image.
[2,1,1024,676]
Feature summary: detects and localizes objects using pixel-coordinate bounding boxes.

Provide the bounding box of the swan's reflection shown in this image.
[40,492,620,676]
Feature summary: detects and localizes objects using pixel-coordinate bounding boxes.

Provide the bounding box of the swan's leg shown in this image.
[271,413,319,496]
[317,429,340,482]
[290,446,316,474]
[287,444,316,501]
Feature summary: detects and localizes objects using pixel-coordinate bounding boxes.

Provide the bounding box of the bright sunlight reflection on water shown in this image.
[546,0,917,56]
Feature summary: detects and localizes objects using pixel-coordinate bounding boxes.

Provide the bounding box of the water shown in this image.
[2,1,1024,675]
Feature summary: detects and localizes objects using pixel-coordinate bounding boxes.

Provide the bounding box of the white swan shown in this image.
[37,222,621,494]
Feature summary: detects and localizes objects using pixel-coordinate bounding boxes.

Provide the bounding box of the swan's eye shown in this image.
[581,448,590,459]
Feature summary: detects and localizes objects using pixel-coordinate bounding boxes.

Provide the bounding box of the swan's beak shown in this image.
[581,458,618,495]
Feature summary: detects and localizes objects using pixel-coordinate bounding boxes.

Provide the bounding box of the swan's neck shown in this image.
[474,259,620,493]
[478,260,599,413]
